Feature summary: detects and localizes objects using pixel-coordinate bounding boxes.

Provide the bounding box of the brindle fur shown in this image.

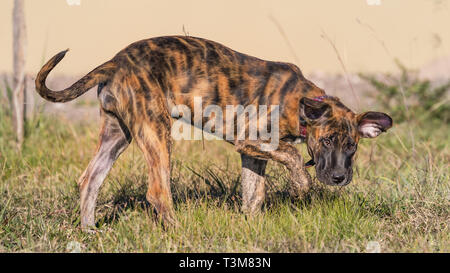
[35,36,392,229]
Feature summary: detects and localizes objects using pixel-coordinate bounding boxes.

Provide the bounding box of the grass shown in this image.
[0,100,448,253]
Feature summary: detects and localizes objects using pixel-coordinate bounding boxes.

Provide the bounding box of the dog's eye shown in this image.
[322,138,332,147]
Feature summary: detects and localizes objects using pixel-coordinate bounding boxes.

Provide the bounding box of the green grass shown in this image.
[0,105,448,252]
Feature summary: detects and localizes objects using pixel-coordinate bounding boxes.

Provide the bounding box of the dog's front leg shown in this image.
[236,140,312,199]
[241,154,267,214]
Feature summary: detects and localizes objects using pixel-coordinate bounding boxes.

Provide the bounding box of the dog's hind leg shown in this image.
[133,120,176,228]
[241,154,267,214]
[78,110,131,230]
[128,90,177,228]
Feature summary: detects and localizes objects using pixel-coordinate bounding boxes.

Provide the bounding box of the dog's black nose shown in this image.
[332,174,346,184]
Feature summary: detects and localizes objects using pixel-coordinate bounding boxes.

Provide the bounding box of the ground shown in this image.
[0,99,448,252]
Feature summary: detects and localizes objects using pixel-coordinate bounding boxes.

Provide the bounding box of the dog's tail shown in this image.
[35,49,117,103]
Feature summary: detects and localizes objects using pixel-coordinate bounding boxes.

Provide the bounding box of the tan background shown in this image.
[0,0,449,75]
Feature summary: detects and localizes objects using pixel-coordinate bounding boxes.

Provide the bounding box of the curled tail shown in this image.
[35,49,117,103]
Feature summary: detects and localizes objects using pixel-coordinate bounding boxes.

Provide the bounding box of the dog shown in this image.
[35,36,392,229]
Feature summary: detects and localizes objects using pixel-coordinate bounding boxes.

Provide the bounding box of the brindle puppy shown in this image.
[35,36,392,229]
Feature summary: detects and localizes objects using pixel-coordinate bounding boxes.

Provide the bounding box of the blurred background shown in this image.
[1,0,450,75]
[1,0,450,121]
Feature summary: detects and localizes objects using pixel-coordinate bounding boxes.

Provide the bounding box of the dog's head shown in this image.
[300,96,392,186]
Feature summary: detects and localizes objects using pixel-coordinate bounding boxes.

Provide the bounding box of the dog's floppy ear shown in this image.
[357,111,393,138]
[300,97,331,124]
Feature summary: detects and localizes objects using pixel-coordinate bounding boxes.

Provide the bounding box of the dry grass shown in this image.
[0,101,448,252]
